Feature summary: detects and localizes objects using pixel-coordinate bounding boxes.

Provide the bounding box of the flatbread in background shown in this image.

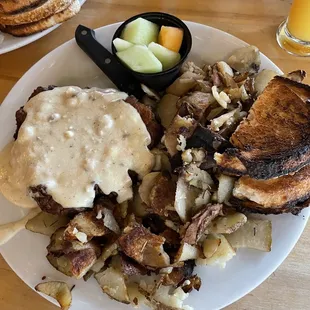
[0,0,42,14]
[0,0,72,25]
[0,0,80,36]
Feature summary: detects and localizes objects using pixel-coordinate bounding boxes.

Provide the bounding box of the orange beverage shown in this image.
[287,0,310,41]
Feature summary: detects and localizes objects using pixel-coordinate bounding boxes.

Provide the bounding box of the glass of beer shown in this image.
[276,0,310,56]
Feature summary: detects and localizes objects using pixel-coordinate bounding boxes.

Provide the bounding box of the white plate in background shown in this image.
[0,21,309,310]
[0,0,86,55]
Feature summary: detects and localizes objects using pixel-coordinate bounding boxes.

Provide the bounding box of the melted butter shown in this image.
[0,87,154,209]
[0,208,40,245]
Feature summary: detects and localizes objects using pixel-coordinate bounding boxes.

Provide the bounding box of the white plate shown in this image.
[0,0,86,55]
[0,21,309,310]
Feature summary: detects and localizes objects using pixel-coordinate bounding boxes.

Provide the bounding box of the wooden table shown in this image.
[0,0,310,309]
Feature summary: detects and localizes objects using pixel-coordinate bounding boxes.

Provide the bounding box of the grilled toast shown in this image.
[0,0,42,14]
[232,164,310,214]
[0,0,72,25]
[0,0,80,36]
[216,76,310,179]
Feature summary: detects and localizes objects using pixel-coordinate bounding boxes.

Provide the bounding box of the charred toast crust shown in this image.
[228,76,310,179]
[231,196,309,215]
[226,146,310,179]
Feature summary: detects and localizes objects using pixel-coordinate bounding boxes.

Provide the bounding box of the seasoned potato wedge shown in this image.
[157,94,179,128]
[149,173,176,217]
[164,115,196,156]
[47,228,101,279]
[175,243,201,262]
[151,148,172,172]
[35,281,72,310]
[139,172,161,205]
[64,211,110,242]
[95,266,130,304]
[198,234,235,268]
[26,212,69,236]
[202,238,221,259]
[207,212,247,234]
[225,219,272,252]
[91,242,118,273]
[118,223,170,268]
[217,174,235,203]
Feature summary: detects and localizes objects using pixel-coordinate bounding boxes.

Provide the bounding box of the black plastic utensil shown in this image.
[75,25,145,99]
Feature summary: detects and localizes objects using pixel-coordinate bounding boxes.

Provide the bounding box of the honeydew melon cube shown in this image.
[113,38,133,52]
[117,45,163,73]
[148,42,181,70]
[121,17,159,45]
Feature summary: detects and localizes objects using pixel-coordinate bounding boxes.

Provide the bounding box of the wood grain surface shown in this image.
[0,0,309,309]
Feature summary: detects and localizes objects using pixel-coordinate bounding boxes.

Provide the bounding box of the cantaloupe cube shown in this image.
[117,45,163,73]
[121,17,159,45]
[148,42,181,70]
[158,26,184,53]
[113,38,133,52]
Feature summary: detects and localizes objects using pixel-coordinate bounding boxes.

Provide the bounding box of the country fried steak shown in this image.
[14,87,159,215]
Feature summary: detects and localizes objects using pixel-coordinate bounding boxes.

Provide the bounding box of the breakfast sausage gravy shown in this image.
[0,87,154,209]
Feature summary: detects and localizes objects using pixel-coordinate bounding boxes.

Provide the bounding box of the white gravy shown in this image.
[0,87,154,209]
[0,208,40,245]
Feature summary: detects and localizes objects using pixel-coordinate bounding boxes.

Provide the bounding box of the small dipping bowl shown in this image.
[112,12,192,91]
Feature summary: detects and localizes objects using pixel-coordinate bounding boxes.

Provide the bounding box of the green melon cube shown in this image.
[121,17,159,45]
[117,45,163,73]
[113,38,133,52]
[148,42,181,70]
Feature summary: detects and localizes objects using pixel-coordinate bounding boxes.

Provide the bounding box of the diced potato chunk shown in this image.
[200,234,235,268]
[225,219,272,252]
[157,94,179,129]
[121,17,159,45]
[95,266,130,304]
[35,281,72,310]
[159,25,184,53]
[148,42,181,70]
[117,45,163,73]
[207,212,247,234]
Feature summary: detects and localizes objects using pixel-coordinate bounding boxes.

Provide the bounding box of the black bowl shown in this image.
[112,12,192,91]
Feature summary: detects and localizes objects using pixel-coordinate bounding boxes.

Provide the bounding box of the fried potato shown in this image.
[47,228,101,279]
[225,219,272,252]
[157,94,179,128]
[118,223,170,268]
[95,266,130,304]
[91,242,118,273]
[175,243,201,262]
[166,75,197,97]
[198,234,235,268]
[164,115,196,157]
[202,238,221,259]
[26,212,69,236]
[149,173,176,217]
[207,212,247,234]
[130,186,149,217]
[64,211,109,242]
[35,281,72,310]
[217,174,235,203]
[151,148,172,172]
[174,177,201,222]
[139,172,161,205]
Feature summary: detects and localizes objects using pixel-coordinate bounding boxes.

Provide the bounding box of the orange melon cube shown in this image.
[158,26,184,53]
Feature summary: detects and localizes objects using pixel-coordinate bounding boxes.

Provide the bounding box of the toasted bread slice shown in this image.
[216,76,310,179]
[214,152,246,176]
[0,0,42,14]
[0,0,72,25]
[231,164,310,215]
[0,0,80,36]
